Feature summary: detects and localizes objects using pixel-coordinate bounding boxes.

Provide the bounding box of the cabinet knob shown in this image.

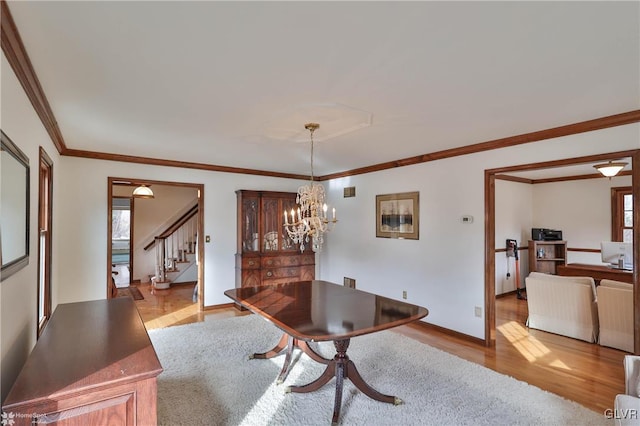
[267,260,273,265]
[266,271,273,277]
[248,260,256,266]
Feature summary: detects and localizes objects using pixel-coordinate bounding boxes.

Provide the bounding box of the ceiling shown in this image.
[6,1,639,177]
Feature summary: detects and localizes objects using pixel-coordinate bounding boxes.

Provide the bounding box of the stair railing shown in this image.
[147,205,199,287]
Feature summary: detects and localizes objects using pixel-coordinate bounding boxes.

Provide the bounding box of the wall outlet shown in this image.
[402,290,407,299]
[474,306,482,317]
[205,235,211,243]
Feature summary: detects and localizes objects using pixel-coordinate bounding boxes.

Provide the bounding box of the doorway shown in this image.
[484,149,639,354]
[107,178,205,313]
[111,197,132,288]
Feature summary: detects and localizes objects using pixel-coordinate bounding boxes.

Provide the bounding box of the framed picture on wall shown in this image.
[375,191,419,240]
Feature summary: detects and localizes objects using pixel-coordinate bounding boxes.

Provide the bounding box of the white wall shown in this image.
[492,171,632,297]
[1,53,61,402]
[56,156,306,307]
[321,122,639,339]
[131,184,198,282]
[532,175,632,265]
[495,179,533,295]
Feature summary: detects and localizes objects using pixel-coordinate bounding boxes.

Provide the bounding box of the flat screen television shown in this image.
[600,241,633,270]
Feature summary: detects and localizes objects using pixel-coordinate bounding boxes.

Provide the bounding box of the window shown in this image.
[38,148,53,337]
[612,186,633,243]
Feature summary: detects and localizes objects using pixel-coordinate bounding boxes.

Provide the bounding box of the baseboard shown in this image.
[171,281,197,287]
[496,288,526,299]
[203,302,236,311]
[407,320,485,346]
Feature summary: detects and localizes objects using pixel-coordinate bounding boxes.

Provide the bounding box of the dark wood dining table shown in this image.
[224,280,428,424]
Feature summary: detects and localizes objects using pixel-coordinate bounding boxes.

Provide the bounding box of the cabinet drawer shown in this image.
[262,277,302,285]
[262,267,300,280]
[262,256,300,268]
[300,265,315,281]
[241,257,260,269]
[299,254,315,265]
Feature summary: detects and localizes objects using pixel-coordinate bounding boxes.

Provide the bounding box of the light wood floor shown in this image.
[134,284,625,415]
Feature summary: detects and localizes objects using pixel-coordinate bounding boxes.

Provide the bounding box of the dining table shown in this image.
[224,280,428,424]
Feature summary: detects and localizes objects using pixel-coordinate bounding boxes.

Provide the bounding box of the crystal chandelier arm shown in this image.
[283,123,336,253]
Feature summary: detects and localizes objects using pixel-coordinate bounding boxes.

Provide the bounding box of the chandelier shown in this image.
[283,123,337,252]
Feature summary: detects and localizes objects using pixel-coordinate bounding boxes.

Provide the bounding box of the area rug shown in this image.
[148,315,604,426]
[116,286,144,301]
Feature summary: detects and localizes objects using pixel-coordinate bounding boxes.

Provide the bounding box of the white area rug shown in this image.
[148,315,604,425]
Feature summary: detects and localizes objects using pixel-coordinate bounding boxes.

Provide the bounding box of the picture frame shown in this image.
[376,191,419,240]
[1,130,30,281]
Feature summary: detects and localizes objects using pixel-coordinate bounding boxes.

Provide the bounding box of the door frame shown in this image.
[484,149,639,354]
[107,177,205,311]
[37,147,53,338]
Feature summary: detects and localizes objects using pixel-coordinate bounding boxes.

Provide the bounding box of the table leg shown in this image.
[251,333,332,384]
[250,333,288,360]
[346,359,400,405]
[287,338,401,424]
[297,340,331,365]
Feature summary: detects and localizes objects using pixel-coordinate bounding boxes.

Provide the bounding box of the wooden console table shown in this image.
[2,298,163,425]
[557,263,634,284]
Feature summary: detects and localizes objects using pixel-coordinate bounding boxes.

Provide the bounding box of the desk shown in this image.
[224,280,428,424]
[2,298,163,425]
[557,263,634,284]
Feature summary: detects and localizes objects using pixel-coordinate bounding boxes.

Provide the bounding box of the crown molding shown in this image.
[496,169,633,184]
[63,149,311,180]
[1,1,67,154]
[318,110,640,180]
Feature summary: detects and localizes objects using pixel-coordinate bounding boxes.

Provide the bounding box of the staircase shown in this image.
[145,205,198,290]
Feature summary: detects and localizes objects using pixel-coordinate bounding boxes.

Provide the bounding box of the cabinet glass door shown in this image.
[262,198,279,251]
[242,197,259,252]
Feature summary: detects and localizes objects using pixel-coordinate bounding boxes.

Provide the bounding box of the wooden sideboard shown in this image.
[2,298,163,425]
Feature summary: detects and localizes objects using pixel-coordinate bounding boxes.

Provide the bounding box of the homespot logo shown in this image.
[1,412,15,426]
[605,408,638,420]
[1,411,44,425]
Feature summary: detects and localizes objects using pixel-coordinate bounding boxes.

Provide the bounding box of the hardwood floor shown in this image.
[134,285,626,415]
[397,294,625,415]
[134,282,248,330]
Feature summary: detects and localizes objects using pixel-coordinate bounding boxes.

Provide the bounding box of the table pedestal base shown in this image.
[250,333,331,384]
[286,339,402,425]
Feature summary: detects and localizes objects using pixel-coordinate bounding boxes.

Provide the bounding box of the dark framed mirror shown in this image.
[1,130,30,281]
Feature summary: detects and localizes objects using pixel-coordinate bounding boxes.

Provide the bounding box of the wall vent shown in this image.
[343,186,356,198]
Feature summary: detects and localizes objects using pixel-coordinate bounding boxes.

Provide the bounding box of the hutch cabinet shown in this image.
[236,190,315,289]
[528,240,567,275]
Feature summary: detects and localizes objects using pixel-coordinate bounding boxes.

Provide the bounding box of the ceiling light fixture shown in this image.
[283,123,337,252]
[593,161,628,178]
[132,184,154,199]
